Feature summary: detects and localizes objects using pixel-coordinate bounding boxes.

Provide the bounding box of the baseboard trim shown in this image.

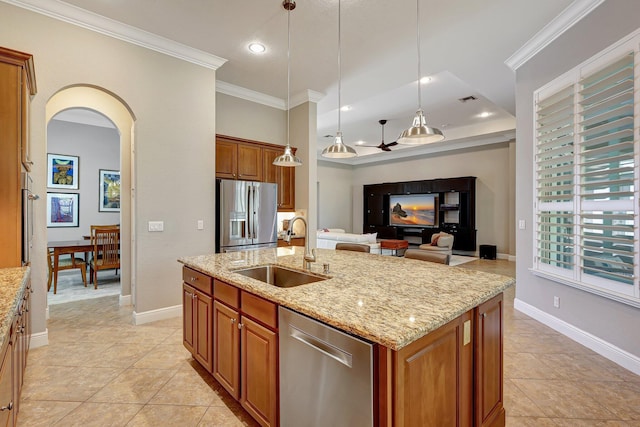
[132,304,181,325]
[30,329,49,349]
[514,298,640,376]
[119,294,132,306]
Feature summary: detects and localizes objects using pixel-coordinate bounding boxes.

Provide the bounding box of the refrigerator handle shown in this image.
[252,185,258,239]
[246,185,252,239]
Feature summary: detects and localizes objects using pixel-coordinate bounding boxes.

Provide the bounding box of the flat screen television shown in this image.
[388,194,437,227]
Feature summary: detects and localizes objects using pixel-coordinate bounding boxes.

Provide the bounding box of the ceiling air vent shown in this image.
[458,95,478,103]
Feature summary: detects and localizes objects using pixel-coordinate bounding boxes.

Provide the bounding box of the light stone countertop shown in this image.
[179,247,514,350]
[0,267,30,351]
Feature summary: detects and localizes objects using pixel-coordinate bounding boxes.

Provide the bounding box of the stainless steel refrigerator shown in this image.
[216,179,278,252]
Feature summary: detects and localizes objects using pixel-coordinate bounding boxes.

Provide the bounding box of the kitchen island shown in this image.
[179,247,514,427]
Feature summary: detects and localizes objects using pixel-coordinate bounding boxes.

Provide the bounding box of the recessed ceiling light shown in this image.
[355,140,366,145]
[478,112,491,118]
[340,105,351,112]
[248,43,266,54]
[420,76,432,84]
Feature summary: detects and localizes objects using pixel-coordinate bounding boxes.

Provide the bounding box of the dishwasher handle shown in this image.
[289,325,353,368]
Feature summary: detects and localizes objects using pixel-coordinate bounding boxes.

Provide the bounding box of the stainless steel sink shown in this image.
[233,264,326,288]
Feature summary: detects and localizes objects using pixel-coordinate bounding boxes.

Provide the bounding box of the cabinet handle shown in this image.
[0,402,13,411]
[481,312,487,318]
[190,277,198,282]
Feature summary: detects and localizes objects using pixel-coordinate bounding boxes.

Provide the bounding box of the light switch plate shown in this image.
[197,220,204,230]
[148,221,164,232]
[519,220,526,230]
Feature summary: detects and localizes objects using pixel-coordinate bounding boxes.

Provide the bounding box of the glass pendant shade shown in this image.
[321,132,357,158]
[273,144,302,166]
[397,109,444,145]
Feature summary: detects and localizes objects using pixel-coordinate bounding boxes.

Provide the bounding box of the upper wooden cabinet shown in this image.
[0,47,36,268]
[216,135,296,211]
[216,136,263,181]
[263,147,295,211]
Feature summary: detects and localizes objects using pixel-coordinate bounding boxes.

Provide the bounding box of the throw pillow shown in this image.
[431,235,441,246]
[366,233,377,243]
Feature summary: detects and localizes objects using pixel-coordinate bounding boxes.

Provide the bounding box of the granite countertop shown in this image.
[0,266,30,351]
[179,247,514,350]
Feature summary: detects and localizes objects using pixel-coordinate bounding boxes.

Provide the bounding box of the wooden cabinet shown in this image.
[212,279,278,427]
[475,293,505,427]
[0,343,12,427]
[263,147,295,211]
[216,136,263,181]
[217,135,296,210]
[0,47,36,268]
[390,310,473,426]
[182,268,213,373]
[277,237,305,247]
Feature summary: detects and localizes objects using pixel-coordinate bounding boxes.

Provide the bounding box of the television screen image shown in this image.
[389,194,437,227]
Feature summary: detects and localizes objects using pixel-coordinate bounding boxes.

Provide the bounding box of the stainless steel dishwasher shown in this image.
[279,307,373,427]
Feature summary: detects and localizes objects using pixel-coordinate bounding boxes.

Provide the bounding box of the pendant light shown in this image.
[397,0,444,145]
[273,0,303,167]
[321,0,357,159]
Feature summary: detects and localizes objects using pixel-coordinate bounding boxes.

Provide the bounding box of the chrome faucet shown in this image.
[284,215,316,270]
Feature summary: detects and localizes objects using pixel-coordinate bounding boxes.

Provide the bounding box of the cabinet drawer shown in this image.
[241,291,277,329]
[182,267,212,295]
[215,279,240,309]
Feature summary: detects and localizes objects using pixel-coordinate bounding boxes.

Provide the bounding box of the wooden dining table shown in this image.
[47,239,94,285]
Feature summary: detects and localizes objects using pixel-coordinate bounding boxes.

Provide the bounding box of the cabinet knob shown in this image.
[190,277,198,282]
[0,402,13,411]
[238,323,243,330]
[230,318,235,324]
[481,312,487,318]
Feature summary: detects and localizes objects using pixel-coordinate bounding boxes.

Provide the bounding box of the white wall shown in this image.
[216,93,286,145]
[0,2,217,334]
[318,142,515,256]
[515,0,640,360]
[317,161,354,231]
[46,119,119,241]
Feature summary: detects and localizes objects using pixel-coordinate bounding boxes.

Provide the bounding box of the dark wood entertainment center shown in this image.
[363,176,477,252]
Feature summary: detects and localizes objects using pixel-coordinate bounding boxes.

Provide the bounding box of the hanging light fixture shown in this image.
[273,0,303,167]
[397,0,444,145]
[321,0,357,159]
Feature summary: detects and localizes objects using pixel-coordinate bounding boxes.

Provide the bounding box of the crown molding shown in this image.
[290,90,325,108]
[505,0,605,71]
[216,81,285,110]
[2,0,227,70]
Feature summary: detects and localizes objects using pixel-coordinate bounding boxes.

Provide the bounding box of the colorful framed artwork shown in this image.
[47,153,79,190]
[99,169,121,212]
[47,192,79,227]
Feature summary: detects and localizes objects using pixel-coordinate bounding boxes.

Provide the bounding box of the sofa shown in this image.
[417,231,454,255]
[316,229,381,254]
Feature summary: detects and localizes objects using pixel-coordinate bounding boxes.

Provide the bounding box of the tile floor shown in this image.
[19,259,640,426]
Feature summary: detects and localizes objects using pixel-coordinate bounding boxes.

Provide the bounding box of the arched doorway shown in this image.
[46,86,136,307]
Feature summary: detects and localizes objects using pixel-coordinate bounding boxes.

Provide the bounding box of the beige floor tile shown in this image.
[52,402,143,426]
[21,365,123,402]
[149,370,225,406]
[543,353,630,382]
[125,404,208,427]
[198,404,260,427]
[88,368,175,404]
[512,379,618,419]
[505,416,558,426]
[131,343,193,370]
[504,379,546,417]
[16,400,81,426]
[578,380,640,421]
[505,352,563,380]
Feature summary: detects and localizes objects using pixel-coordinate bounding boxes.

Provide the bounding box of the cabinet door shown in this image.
[394,311,473,427]
[0,343,12,427]
[216,139,238,179]
[240,316,278,427]
[194,289,213,373]
[182,284,195,354]
[475,293,505,427]
[237,143,262,181]
[262,147,279,185]
[366,193,385,226]
[213,300,240,399]
[278,165,295,210]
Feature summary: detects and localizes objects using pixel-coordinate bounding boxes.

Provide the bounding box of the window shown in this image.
[534,31,639,305]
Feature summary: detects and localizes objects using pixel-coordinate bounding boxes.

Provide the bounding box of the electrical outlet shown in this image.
[197,220,204,230]
[519,220,526,230]
[553,296,560,308]
[148,221,164,232]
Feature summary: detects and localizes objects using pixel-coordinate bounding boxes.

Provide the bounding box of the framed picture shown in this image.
[99,169,121,212]
[47,153,79,190]
[47,193,79,227]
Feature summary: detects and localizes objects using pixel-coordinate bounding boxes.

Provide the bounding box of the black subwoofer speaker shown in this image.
[479,245,497,260]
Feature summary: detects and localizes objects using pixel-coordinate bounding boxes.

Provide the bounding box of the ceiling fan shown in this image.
[361,119,398,152]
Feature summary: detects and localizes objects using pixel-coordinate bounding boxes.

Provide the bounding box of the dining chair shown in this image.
[404,249,450,265]
[335,243,371,253]
[47,248,87,294]
[89,226,120,287]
